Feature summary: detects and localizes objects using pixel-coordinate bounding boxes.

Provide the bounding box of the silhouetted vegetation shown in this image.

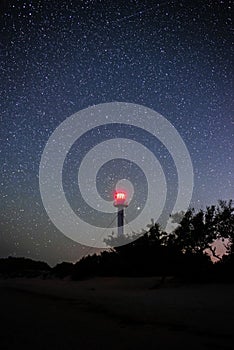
[71,200,233,282]
[0,256,51,278]
[0,200,233,283]
[51,261,74,279]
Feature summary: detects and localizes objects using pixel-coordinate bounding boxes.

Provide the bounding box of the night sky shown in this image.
[1,0,233,266]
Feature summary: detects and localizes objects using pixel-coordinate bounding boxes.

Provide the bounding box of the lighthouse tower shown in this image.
[113,191,128,236]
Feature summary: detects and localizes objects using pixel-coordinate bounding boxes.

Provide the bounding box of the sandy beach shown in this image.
[0,277,233,350]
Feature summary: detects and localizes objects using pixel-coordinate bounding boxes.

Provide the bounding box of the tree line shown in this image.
[0,200,233,283]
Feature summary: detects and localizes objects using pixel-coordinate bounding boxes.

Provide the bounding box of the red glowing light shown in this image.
[114,190,128,207]
[114,191,126,201]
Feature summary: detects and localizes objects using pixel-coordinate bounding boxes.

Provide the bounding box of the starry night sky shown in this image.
[1,0,233,265]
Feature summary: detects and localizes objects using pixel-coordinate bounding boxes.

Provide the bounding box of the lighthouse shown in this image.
[113,191,128,236]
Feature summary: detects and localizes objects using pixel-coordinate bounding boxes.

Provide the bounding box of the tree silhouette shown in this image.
[168,200,233,260]
[0,200,232,282]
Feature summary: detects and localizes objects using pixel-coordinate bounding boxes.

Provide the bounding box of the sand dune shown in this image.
[0,277,233,349]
